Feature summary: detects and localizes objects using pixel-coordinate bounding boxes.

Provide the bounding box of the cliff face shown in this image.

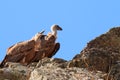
[0,27,120,80]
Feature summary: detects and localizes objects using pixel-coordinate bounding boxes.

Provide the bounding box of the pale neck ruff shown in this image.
[51,29,57,37]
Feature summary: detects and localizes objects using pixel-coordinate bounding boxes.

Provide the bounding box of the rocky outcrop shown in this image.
[68,27,120,79]
[0,58,108,80]
[0,27,120,80]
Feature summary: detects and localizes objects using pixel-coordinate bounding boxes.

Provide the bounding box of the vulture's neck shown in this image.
[51,27,57,38]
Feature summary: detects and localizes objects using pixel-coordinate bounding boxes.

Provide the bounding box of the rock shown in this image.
[109,62,120,80]
[68,27,120,79]
[29,67,107,80]
[28,58,67,68]
[0,58,109,80]
[68,48,112,72]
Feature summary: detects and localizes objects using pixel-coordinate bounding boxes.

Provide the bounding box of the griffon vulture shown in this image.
[0,24,62,67]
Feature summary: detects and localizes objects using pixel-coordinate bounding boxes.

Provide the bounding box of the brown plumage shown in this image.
[0,24,62,67]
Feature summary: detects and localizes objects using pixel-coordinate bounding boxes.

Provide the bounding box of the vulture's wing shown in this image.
[48,42,60,58]
[7,40,35,55]
[0,40,35,67]
[31,34,60,62]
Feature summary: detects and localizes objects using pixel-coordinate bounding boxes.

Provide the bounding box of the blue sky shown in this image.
[0,0,120,61]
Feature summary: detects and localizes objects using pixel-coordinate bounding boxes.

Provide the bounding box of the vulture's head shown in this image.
[51,24,62,37]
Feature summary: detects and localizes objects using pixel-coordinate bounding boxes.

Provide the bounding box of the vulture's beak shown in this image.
[56,25,63,31]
